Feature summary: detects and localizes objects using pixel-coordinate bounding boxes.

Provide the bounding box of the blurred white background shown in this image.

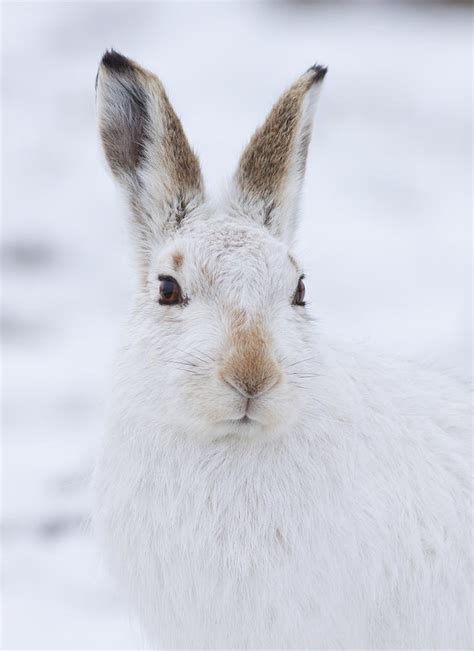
[1,1,471,647]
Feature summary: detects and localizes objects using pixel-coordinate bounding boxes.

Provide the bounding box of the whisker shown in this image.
[284,356,314,369]
[192,349,215,363]
[287,372,319,379]
[174,346,215,366]
[172,367,207,377]
[160,358,198,367]
[288,382,308,390]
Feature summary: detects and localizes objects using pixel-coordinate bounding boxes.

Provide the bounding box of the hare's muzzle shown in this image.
[219,312,281,402]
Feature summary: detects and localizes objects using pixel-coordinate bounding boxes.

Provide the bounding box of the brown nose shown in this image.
[219,312,281,398]
[222,365,279,398]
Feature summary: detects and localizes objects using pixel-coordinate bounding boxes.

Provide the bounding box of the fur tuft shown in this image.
[307,63,328,83]
[100,48,136,74]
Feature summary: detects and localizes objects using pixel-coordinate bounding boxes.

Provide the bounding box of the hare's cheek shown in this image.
[253,383,303,429]
[174,375,232,425]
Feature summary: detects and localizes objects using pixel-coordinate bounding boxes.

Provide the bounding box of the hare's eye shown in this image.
[292,276,306,306]
[158,275,182,305]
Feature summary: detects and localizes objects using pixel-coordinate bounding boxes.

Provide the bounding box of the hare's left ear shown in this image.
[231,65,327,244]
[96,50,205,264]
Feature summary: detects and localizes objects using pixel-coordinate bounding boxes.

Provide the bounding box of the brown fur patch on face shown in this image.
[172,252,184,271]
[220,310,281,397]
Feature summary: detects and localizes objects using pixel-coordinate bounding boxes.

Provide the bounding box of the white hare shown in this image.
[93,51,471,649]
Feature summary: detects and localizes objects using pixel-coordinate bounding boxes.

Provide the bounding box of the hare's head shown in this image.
[96,51,326,440]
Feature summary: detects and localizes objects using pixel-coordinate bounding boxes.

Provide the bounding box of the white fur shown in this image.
[94,60,472,649]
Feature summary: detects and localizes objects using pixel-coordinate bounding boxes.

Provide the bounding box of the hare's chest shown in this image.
[98,434,368,646]
[144,454,306,574]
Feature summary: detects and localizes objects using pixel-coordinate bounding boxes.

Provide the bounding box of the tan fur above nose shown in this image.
[220,310,281,398]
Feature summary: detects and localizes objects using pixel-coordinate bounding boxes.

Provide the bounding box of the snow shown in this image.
[1,1,471,647]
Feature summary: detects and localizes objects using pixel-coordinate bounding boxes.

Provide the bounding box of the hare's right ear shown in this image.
[96,51,205,264]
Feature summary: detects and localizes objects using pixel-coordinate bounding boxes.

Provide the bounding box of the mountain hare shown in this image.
[94,51,471,649]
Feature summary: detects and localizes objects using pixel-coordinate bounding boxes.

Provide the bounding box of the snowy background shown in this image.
[2,1,471,648]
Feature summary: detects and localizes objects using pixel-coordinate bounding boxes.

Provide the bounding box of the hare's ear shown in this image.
[231,65,326,244]
[96,51,205,262]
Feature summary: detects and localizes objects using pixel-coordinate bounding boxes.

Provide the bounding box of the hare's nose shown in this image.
[220,313,281,399]
[222,371,279,400]
[219,348,281,399]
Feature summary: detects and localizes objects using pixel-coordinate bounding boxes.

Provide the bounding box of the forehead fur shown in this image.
[186,216,289,274]
[153,215,297,305]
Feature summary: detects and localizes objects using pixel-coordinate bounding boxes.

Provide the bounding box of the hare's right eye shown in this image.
[158,275,183,305]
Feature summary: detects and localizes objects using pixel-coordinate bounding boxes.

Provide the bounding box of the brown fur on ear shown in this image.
[96,50,204,255]
[98,50,203,196]
[233,65,327,242]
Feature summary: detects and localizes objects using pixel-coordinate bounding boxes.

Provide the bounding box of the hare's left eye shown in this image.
[158,275,183,305]
[292,276,306,306]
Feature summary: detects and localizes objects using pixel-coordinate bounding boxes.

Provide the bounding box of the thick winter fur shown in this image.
[94,51,472,649]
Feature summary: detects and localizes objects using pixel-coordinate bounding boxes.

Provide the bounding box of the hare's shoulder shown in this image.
[317,340,470,487]
[323,339,470,427]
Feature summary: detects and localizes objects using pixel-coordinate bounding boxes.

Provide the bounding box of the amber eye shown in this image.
[158,275,183,305]
[292,276,306,306]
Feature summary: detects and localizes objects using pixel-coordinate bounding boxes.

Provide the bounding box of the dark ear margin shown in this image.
[96,50,205,263]
[231,65,327,244]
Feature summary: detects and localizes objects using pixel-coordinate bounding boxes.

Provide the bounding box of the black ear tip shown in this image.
[308,64,328,83]
[101,49,134,73]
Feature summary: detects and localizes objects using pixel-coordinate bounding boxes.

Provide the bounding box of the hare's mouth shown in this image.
[226,414,259,427]
[236,415,252,425]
